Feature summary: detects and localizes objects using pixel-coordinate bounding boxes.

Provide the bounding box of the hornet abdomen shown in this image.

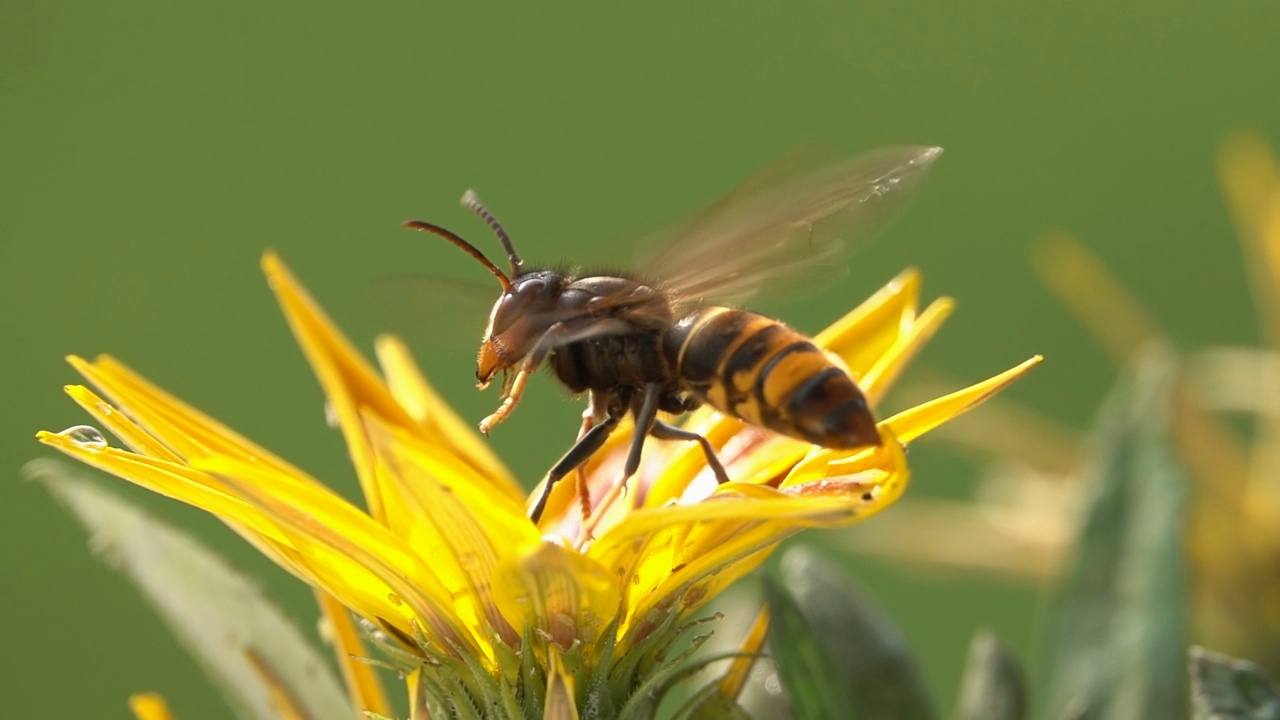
[664,307,881,449]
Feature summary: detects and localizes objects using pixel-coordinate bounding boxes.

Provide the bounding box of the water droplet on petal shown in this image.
[95,403,114,416]
[58,425,107,449]
[323,400,339,429]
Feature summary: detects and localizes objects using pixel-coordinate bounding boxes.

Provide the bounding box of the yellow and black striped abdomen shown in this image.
[663,307,880,449]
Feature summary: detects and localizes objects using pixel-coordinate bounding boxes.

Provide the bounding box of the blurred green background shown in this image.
[4,2,1279,717]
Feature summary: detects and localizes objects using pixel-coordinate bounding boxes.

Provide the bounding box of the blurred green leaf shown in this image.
[1042,345,1189,720]
[952,631,1026,720]
[27,459,352,720]
[768,546,937,720]
[763,569,852,720]
[1189,646,1280,719]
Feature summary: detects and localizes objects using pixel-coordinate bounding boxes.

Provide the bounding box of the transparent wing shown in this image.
[642,145,942,308]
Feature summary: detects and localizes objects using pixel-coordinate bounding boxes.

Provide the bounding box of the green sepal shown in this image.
[761,569,850,720]
[518,626,548,720]
[953,631,1026,720]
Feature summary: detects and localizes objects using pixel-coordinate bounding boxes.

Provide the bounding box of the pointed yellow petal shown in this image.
[314,590,392,719]
[69,355,319,486]
[37,428,341,599]
[815,268,925,376]
[374,334,521,499]
[718,607,770,702]
[129,693,175,720]
[190,453,481,659]
[37,431,280,542]
[592,444,905,648]
[881,355,1043,446]
[643,440,906,629]
[859,297,954,404]
[363,411,535,649]
[64,385,182,462]
[263,252,421,523]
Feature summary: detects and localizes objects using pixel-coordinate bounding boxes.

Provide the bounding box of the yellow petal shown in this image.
[190,453,480,659]
[37,431,281,543]
[265,252,419,524]
[38,425,339,599]
[785,357,1040,486]
[69,355,318,486]
[718,607,770,702]
[859,297,954,404]
[1219,133,1280,347]
[491,540,621,655]
[592,462,904,648]
[129,693,175,720]
[881,355,1043,446]
[374,334,521,499]
[314,590,392,718]
[815,268,928,376]
[363,411,537,649]
[64,385,181,462]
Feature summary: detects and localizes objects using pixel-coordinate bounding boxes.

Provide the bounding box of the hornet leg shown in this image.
[529,413,620,524]
[573,391,610,522]
[648,420,731,485]
[580,383,662,542]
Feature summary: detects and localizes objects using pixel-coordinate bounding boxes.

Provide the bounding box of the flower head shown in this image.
[39,254,1038,717]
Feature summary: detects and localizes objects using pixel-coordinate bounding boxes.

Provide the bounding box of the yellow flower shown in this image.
[39,254,1038,718]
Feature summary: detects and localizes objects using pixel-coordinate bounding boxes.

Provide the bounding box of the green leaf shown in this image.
[762,570,852,720]
[769,546,937,720]
[28,459,353,720]
[1189,647,1280,719]
[1042,345,1189,720]
[952,631,1026,720]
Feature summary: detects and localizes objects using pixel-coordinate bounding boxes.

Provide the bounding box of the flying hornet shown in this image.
[403,145,942,524]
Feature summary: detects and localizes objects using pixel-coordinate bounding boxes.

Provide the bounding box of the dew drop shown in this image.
[58,425,107,449]
[323,400,340,429]
[95,403,114,416]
